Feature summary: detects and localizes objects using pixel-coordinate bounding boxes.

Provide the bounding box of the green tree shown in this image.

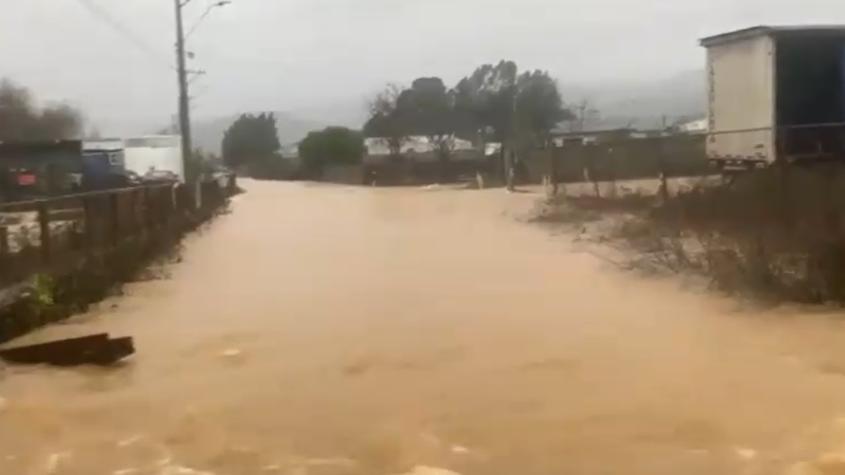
[453,61,519,144]
[396,77,458,177]
[299,127,365,178]
[0,79,83,141]
[221,113,281,170]
[363,84,408,157]
[515,70,573,144]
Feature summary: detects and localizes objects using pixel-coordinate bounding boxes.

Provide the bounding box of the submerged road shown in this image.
[4,180,845,474]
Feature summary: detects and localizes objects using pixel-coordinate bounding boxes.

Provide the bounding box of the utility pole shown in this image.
[174,0,192,168]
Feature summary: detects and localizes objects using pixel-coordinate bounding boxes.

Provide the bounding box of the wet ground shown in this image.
[3,180,845,475]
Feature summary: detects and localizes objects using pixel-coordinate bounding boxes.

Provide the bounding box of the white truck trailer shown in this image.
[123,135,185,182]
[701,26,845,169]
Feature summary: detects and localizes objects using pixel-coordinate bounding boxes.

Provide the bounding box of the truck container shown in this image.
[82,139,127,189]
[123,135,185,182]
[701,26,845,169]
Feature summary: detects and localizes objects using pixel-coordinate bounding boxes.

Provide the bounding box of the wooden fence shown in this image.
[0,176,236,287]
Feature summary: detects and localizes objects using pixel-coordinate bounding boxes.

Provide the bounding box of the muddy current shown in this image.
[4,180,845,475]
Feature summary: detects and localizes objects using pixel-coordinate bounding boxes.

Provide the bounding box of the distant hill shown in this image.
[191,71,705,154]
[561,70,706,130]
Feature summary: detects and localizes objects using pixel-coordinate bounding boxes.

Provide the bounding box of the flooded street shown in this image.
[6,180,845,475]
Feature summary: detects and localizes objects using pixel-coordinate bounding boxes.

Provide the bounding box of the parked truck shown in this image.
[123,135,185,183]
[82,139,130,189]
[701,25,845,169]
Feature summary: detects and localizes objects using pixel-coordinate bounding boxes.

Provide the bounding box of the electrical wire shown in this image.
[73,0,174,70]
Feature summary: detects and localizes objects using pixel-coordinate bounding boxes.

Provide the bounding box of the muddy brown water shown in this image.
[4,180,845,475]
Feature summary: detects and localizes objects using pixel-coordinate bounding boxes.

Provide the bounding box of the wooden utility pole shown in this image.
[174,0,193,169]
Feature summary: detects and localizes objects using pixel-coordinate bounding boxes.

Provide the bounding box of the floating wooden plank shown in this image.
[0,333,134,366]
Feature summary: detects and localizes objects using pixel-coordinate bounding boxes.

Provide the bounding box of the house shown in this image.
[676,118,708,134]
[363,136,488,185]
[550,128,638,147]
[364,136,479,164]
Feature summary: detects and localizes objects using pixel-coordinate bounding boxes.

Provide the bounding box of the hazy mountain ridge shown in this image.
[561,70,706,130]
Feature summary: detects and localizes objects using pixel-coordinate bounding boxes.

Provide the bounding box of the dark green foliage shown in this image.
[221,113,281,169]
[299,127,365,177]
[364,61,571,152]
[453,61,519,142]
[396,77,455,139]
[363,84,406,156]
[515,70,574,142]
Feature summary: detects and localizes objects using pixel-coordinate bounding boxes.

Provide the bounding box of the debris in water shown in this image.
[397,466,461,475]
[45,451,72,474]
[0,333,134,366]
[159,464,215,475]
[113,468,141,475]
[116,434,144,448]
[733,447,757,460]
[450,445,470,455]
[220,348,243,359]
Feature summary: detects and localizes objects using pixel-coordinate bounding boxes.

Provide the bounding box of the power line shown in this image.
[73,0,173,70]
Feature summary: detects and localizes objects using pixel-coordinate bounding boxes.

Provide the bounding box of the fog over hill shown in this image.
[560,70,706,130]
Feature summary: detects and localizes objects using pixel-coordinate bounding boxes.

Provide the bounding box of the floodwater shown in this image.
[5,181,845,475]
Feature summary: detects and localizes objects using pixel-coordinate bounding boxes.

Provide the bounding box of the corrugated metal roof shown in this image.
[700,25,845,47]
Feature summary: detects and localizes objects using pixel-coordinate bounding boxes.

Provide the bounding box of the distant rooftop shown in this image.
[700,25,845,47]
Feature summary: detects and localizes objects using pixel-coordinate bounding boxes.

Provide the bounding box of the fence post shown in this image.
[37,202,51,264]
[130,189,139,234]
[608,146,618,198]
[504,148,515,192]
[824,162,839,237]
[587,145,601,199]
[548,145,559,197]
[776,129,792,230]
[109,193,120,246]
[82,197,94,250]
[195,179,203,210]
[143,186,154,231]
[657,138,670,204]
[0,226,8,259]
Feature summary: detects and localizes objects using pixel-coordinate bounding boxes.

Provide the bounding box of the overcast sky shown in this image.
[3,0,844,134]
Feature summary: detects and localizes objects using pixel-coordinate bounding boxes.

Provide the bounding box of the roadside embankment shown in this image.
[534,166,845,304]
[0,178,238,343]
